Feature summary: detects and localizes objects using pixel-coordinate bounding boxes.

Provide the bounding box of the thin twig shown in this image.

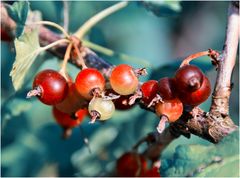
[74,1,128,39]
[63,1,69,32]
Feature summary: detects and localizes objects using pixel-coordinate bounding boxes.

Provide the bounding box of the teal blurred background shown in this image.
[1,1,239,177]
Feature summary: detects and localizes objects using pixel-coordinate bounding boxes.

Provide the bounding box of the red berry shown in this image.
[116,152,147,177]
[142,167,161,177]
[33,69,68,105]
[1,28,12,41]
[141,80,159,104]
[177,76,211,106]
[55,81,88,114]
[158,77,176,100]
[75,68,105,100]
[110,64,139,95]
[155,98,183,123]
[52,107,87,128]
[175,65,204,92]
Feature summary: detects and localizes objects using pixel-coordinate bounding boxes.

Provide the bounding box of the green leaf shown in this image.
[10,29,41,91]
[6,1,30,37]
[141,0,182,17]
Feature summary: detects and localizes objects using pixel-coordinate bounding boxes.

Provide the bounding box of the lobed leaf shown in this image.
[10,29,41,91]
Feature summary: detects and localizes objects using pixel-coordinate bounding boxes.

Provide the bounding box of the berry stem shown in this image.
[89,110,100,124]
[28,21,70,38]
[73,42,88,69]
[59,42,73,80]
[40,38,70,52]
[62,127,72,139]
[26,86,42,98]
[74,1,128,39]
[63,1,69,32]
[180,49,220,67]
[83,40,152,67]
[156,115,169,133]
[134,68,148,77]
[129,90,142,105]
[79,125,92,154]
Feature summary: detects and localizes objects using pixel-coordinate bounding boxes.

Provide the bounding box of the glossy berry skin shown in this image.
[110,64,138,95]
[175,65,204,92]
[75,68,105,100]
[158,77,176,100]
[88,98,115,120]
[141,167,160,177]
[155,98,183,123]
[56,82,88,114]
[141,80,159,104]
[177,76,211,106]
[116,152,147,177]
[52,107,88,128]
[33,69,68,105]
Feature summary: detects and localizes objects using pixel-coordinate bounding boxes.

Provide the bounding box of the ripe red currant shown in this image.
[141,167,161,177]
[175,65,204,92]
[55,81,88,114]
[75,68,105,100]
[110,64,139,95]
[116,152,147,177]
[88,97,115,122]
[31,69,68,105]
[155,98,183,123]
[177,76,211,106]
[141,80,159,104]
[52,107,87,128]
[158,77,176,100]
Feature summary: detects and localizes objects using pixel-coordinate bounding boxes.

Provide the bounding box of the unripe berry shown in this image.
[110,64,139,95]
[75,68,105,100]
[32,69,68,105]
[88,98,115,121]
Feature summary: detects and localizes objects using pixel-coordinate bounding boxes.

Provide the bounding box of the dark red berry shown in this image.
[33,69,68,105]
[158,77,176,100]
[75,68,105,100]
[177,76,211,106]
[175,65,204,92]
[116,152,147,177]
[141,80,159,104]
[105,89,135,110]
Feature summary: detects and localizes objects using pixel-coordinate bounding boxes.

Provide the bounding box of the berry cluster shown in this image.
[27,62,211,136]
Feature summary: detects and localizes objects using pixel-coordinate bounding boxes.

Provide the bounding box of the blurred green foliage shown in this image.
[1,1,239,177]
